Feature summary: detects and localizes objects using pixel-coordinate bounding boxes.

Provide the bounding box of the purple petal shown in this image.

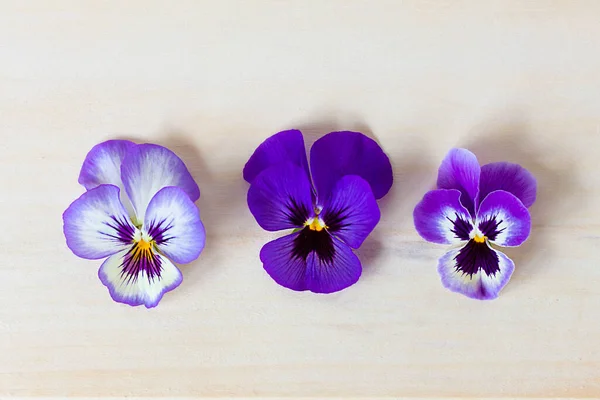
[413,189,473,245]
[247,163,313,231]
[243,129,310,184]
[310,131,393,201]
[437,244,515,300]
[144,186,205,264]
[476,190,531,247]
[121,144,200,224]
[479,162,537,209]
[260,231,362,293]
[63,184,135,259]
[98,249,183,308]
[437,148,481,214]
[321,175,380,249]
[78,140,136,190]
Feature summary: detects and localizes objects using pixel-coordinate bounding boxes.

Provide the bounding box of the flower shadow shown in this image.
[465,121,581,289]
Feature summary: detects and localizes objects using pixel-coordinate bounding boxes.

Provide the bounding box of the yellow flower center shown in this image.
[132,238,155,261]
[473,233,486,243]
[305,217,328,232]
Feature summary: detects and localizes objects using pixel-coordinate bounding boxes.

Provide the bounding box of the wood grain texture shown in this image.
[1,0,599,398]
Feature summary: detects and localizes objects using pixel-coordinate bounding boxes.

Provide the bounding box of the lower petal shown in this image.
[260,232,362,294]
[63,185,135,259]
[437,245,515,300]
[98,249,183,308]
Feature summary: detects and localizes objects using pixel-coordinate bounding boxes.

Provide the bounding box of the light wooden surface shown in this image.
[1,1,599,398]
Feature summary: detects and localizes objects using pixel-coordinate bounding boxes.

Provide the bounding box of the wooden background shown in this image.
[1,1,599,398]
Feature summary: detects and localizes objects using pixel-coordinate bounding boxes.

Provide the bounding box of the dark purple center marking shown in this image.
[478,213,506,242]
[454,240,500,277]
[146,218,175,245]
[103,215,135,244]
[448,213,472,241]
[120,240,162,284]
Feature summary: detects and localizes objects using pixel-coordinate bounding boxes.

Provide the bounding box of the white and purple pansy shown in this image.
[413,148,537,300]
[244,130,393,293]
[63,140,205,308]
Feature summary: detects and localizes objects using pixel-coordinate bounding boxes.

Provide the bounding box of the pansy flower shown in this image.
[413,148,536,300]
[63,140,205,308]
[244,130,393,293]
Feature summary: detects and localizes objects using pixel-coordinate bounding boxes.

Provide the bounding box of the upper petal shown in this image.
[321,175,380,249]
[413,189,473,245]
[121,144,200,224]
[98,248,183,308]
[243,129,310,184]
[144,186,205,264]
[476,190,531,247]
[63,184,135,259]
[309,131,393,201]
[259,230,362,294]
[437,148,481,214]
[437,243,515,300]
[247,163,313,231]
[479,162,537,209]
[78,140,136,190]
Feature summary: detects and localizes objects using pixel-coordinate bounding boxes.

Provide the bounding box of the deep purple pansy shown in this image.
[63,140,205,308]
[413,148,536,300]
[244,130,393,293]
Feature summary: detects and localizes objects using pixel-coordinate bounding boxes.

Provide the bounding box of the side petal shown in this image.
[247,163,313,231]
[98,249,183,308]
[437,244,515,300]
[479,162,537,209]
[78,140,136,190]
[477,190,531,247]
[144,186,205,264]
[321,175,380,249]
[309,131,393,201]
[437,148,481,214]
[243,129,310,184]
[121,144,200,224]
[413,189,473,245]
[63,184,135,259]
[260,231,362,294]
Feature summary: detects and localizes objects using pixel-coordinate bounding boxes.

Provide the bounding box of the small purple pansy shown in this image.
[413,148,537,300]
[244,130,393,293]
[63,140,205,308]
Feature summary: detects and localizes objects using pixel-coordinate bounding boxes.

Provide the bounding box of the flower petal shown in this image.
[413,189,473,245]
[121,144,200,224]
[247,163,313,231]
[479,162,537,209]
[437,244,515,300]
[321,175,380,249]
[98,249,183,308]
[310,131,393,201]
[63,184,135,259]
[243,129,310,184]
[476,190,531,247]
[437,148,481,214]
[144,186,205,264]
[78,140,136,190]
[260,231,362,293]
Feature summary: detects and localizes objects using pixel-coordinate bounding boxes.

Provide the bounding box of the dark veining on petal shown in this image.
[146,218,175,245]
[323,205,351,233]
[292,227,335,265]
[102,215,135,244]
[284,196,310,227]
[454,240,500,277]
[120,241,163,284]
[448,213,472,241]
[478,213,506,242]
